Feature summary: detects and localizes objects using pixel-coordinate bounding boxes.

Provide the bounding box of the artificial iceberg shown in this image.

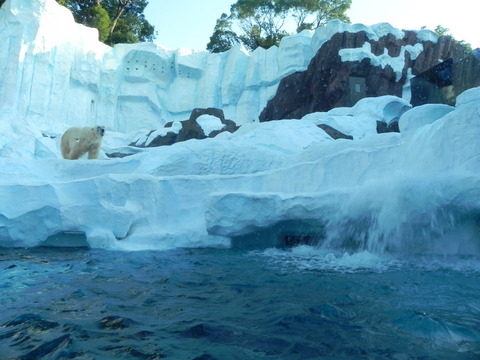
[1,87,479,252]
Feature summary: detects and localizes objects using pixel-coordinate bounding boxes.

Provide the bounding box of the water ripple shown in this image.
[0,247,479,359]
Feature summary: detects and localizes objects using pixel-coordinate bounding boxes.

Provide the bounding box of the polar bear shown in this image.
[61,126,105,160]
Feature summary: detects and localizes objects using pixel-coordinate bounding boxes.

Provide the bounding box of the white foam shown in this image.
[254,247,398,273]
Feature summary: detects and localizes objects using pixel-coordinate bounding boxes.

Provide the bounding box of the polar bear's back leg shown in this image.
[67,145,86,160]
[61,133,71,159]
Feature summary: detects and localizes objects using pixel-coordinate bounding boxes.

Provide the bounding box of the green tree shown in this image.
[433,25,472,53]
[292,0,351,30]
[207,0,351,53]
[82,4,112,43]
[58,0,154,45]
[231,0,290,50]
[0,0,154,44]
[208,13,239,53]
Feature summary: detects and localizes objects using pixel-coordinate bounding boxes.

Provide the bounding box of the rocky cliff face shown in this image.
[259,31,468,122]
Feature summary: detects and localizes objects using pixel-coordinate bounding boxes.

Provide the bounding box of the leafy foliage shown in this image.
[208,13,240,53]
[433,25,472,53]
[207,0,352,53]
[59,0,155,45]
[0,0,151,45]
[81,4,112,42]
[0,0,154,45]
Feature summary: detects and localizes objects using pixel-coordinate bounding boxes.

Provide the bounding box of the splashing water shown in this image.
[311,174,480,256]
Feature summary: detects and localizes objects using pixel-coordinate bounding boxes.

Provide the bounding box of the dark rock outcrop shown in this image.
[188,107,225,122]
[317,124,353,140]
[132,108,239,147]
[185,107,238,138]
[259,32,468,122]
[376,120,400,134]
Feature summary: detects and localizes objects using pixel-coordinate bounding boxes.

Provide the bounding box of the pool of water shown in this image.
[1,246,480,359]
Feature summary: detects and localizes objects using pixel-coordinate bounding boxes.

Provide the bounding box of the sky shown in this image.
[144,0,479,51]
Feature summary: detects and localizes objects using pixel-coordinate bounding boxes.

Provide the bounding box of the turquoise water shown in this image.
[1,246,480,359]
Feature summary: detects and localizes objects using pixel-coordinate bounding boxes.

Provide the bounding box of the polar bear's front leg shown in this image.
[88,144,100,159]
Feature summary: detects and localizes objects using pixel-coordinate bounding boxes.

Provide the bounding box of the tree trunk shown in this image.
[109,0,132,37]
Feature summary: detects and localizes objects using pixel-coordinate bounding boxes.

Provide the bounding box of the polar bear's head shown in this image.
[96,126,105,137]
